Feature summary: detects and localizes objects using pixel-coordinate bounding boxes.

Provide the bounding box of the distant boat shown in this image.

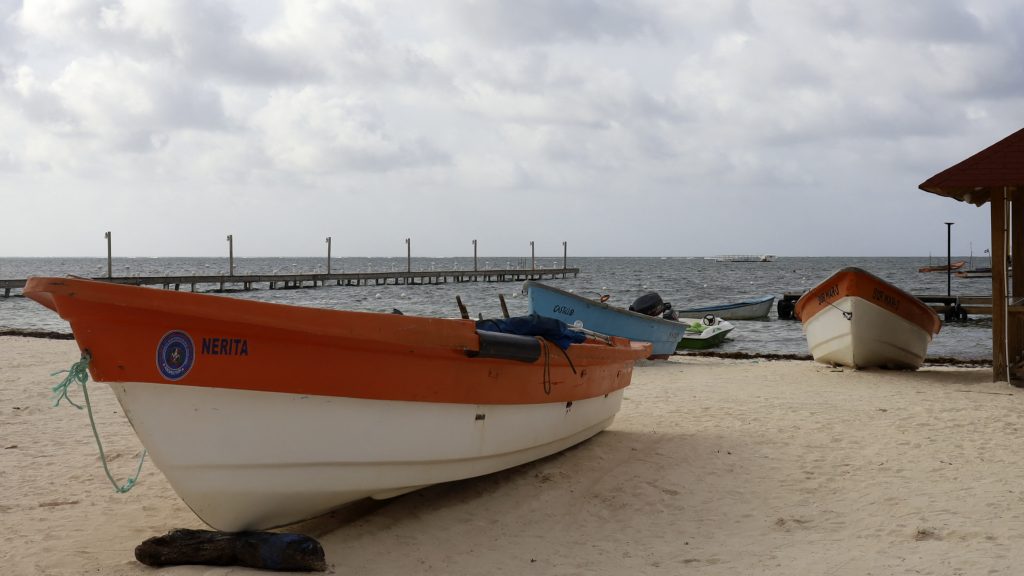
[523,281,686,359]
[955,266,1009,279]
[707,254,776,263]
[794,267,941,369]
[956,267,990,278]
[677,316,735,350]
[918,260,966,273]
[24,276,650,531]
[677,295,775,320]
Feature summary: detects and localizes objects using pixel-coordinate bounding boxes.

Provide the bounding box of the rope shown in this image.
[51,351,147,493]
[536,337,551,395]
[826,301,853,321]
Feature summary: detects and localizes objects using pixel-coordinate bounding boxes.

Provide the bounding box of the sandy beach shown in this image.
[2,335,1023,575]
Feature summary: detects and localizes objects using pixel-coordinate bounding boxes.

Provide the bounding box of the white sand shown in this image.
[3,336,1023,575]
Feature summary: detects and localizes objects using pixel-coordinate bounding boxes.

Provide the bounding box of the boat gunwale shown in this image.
[23,276,651,405]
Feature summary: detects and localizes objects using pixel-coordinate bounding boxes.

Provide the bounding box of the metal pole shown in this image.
[227,234,234,276]
[563,241,567,269]
[530,241,535,270]
[406,238,411,273]
[473,239,478,271]
[326,236,332,275]
[945,222,953,297]
[104,231,112,278]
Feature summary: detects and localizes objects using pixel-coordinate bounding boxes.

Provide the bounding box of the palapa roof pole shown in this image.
[991,188,1008,382]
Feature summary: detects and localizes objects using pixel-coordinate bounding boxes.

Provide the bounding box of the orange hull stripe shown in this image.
[794,267,941,335]
[24,277,651,405]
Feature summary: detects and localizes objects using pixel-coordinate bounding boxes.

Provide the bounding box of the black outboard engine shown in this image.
[629,292,666,317]
[777,298,795,320]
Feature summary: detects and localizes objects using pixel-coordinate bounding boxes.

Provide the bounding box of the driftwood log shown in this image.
[135,528,327,572]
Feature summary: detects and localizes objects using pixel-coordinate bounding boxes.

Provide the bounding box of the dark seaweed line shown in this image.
[680,350,992,367]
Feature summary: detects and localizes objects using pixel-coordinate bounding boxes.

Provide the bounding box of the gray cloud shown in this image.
[451,0,660,45]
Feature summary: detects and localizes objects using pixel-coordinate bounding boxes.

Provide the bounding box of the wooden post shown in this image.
[992,188,1008,382]
[105,231,112,278]
[1011,192,1024,382]
[406,238,411,273]
[326,237,332,275]
[530,241,535,270]
[227,234,234,276]
[456,295,470,320]
[498,294,510,318]
[473,239,478,271]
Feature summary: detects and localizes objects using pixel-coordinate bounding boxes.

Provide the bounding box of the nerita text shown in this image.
[202,337,249,356]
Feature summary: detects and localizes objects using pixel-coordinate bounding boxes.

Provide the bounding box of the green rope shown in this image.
[51,351,147,493]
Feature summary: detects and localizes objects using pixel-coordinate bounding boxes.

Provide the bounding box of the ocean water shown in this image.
[0,256,994,360]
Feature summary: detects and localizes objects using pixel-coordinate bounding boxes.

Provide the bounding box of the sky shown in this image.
[0,0,1021,258]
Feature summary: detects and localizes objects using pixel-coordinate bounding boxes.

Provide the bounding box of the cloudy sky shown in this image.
[0,0,1021,258]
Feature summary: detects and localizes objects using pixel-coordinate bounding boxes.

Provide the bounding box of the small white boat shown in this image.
[677,295,775,320]
[794,267,941,369]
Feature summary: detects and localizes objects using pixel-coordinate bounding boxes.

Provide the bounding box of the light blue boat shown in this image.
[524,281,686,359]
[677,295,776,320]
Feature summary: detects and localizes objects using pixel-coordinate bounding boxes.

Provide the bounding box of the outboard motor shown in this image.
[629,292,665,317]
[777,298,795,320]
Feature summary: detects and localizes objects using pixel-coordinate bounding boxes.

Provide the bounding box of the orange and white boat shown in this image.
[25,277,649,531]
[794,267,941,369]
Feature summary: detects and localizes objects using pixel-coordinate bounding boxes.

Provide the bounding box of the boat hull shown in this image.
[113,382,623,531]
[795,268,941,369]
[524,281,686,358]
[678,295,775,320]
[23,277,651,531]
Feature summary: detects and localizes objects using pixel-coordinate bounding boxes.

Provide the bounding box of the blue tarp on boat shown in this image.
[476,314,587,350]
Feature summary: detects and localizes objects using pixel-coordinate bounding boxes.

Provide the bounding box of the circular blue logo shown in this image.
[156,330,195,381]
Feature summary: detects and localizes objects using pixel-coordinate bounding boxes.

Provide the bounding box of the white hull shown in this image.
[112,382,623,531]
[802,296,933,369]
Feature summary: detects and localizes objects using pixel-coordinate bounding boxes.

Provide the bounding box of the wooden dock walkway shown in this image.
[0,267,580,297]
[778,292,993,322]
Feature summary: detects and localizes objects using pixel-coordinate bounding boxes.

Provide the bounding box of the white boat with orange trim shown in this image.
[794,267,941,369]
[25,276,650,532]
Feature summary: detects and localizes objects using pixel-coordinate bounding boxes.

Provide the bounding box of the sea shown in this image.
[0,256,994,361]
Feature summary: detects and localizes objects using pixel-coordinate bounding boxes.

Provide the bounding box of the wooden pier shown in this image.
[0,267,580,297]
[778,292,993,322]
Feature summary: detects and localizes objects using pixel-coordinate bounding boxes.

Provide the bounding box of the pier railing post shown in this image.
[406,238,411,274]
[104,231,112,278]
[326,236,332,275]
[227,234,234,276]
